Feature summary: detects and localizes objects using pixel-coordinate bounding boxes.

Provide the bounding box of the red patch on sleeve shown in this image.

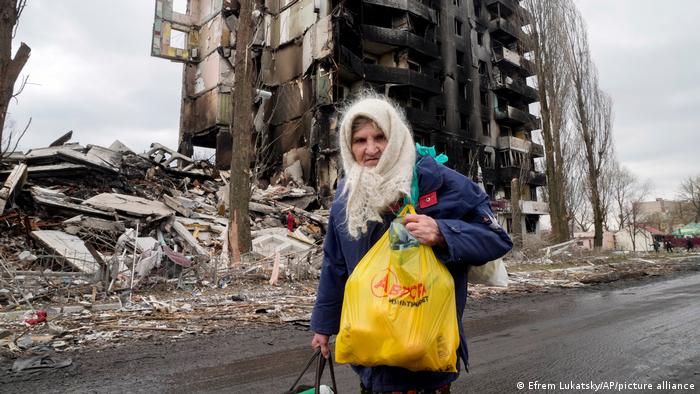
[418,191,438,209]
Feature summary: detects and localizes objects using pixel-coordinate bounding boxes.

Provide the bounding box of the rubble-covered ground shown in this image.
[1,136,699,376]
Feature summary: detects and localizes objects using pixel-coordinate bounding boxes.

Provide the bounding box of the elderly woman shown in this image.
[310,95,512,393]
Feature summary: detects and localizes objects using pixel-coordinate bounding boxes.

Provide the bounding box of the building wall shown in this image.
[152,0,548,226]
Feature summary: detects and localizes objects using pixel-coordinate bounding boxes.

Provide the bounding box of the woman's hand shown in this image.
[404,214,446,246]
[311,333,330,358]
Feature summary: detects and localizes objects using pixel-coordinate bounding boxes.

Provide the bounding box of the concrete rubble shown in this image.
[0,135,327,358]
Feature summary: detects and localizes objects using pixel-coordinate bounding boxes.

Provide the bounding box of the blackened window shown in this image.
[480,90,489,107]
[478,60,487,75]
[456,50,464,66]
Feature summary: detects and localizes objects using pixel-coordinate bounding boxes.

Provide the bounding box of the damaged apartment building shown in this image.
[151,0,548,235]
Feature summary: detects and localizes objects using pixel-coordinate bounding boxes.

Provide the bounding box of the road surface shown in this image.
[2,268,699,393]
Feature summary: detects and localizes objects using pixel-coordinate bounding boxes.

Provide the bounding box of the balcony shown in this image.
[492,74,538,103]
[498,167,546,186]
[339,46,363,79]
[363,64,441,94]
[405,107,439,130]
[488,17,523,44]
[362,0,437,24]
[495,105,540,129]
[498,136,532,153]
[520,200,549,215]
[361,25,439,59]
[484,0,518,17]
[493,46,534,77]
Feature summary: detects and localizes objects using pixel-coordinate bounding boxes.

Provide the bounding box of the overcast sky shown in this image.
[8,1,699,199]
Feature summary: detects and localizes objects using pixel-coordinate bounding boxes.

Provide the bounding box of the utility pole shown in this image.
[228,0,261,263]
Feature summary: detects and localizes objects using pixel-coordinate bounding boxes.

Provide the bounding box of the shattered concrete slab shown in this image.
[30,230,100,274]
[252,233,312,257]
[57,145,121,174]
[82,193,174,219]
[63,215,126,234]
[20,163,89,179]
[0,163,27,213]
[31,187,114,218]
[24,144,85,163]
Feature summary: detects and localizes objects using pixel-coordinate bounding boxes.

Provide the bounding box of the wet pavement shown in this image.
[2,267,699,393]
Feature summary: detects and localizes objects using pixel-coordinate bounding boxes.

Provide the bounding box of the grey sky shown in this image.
[10,1,182,152]
[7,1,699,199]
[576,0,700,199]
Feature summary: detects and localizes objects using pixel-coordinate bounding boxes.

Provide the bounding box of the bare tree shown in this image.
[521,0,572,242]
[563,5,614,249]
[620,176,652,252]
[1,0,30,152]
[610,163,636,231]
[228,1,263,261]
[598,156,617,231]
[679,174,700,222]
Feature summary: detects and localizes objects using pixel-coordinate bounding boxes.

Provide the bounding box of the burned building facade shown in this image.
[151,0,547,234]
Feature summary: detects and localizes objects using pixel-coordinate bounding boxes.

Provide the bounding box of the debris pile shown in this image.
[0,135,328,322]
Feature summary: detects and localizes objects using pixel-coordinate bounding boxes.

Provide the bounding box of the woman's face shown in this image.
[351,122,387,168]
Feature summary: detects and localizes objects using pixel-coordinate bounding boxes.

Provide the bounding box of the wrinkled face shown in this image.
[351,122,387,168]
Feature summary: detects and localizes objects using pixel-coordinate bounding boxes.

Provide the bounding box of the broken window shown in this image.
[478,60,487,75]
[455,19,463,36]
[392,14,410,30]
[477,31,484,46]
[480,90,489,107]
[436,107,446,127]
[407,60,421,72]
[460,113,468,130]
[498,151,511,168]
[459,82,467,99]
[173,0,188,14]
[453,0,461,7]
[456,50,464,66]
[410,97,424,110]
[362,55,378,64]
[414,132,430,146]
[525,215,538,233]
[435,141,448,154]
[474,1,481,17]
[483,150,494,169]
[436,10,441,26]
[482,120,490,137]
[169,28,188,50]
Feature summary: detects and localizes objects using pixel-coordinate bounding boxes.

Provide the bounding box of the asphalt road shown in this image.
[2,268,699,394]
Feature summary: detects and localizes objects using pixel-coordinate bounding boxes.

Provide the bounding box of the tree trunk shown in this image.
[0,0,31,144]
[511,177,523,249]
[228,1,260,260]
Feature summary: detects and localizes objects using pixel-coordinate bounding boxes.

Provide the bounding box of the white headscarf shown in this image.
[338,97,416,238]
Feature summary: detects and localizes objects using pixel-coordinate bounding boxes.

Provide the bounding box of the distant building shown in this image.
[634,198,693,233]
[151,0,546,234]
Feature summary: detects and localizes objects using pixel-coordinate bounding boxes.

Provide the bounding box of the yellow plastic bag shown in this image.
[335,205,459,372]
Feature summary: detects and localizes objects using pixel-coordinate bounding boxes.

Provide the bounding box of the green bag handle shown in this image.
[402,143,448,208]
